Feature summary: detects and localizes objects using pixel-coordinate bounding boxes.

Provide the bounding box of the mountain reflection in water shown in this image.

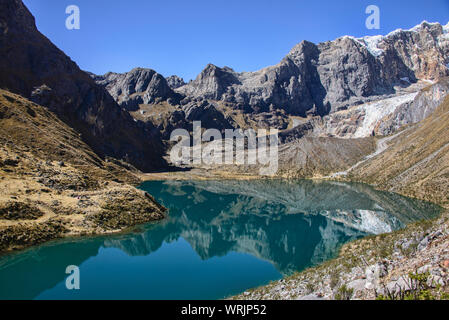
[0,180,441,300]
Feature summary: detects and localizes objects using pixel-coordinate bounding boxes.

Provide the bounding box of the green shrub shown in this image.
[335,285,354,300]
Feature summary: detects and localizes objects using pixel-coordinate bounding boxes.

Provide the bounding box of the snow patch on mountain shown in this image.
[353,93,419,138]
[410,21,441,32]
[357,35,384,57]
[352,21,449,58]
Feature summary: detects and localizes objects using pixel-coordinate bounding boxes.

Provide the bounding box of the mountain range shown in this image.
[0,0,448,253]
[90,20,449,146]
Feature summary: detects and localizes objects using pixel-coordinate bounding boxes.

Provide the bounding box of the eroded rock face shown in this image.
[91,68,182,110]
[166,75,186,89]
[161,100,234,139]
[377,22,449,81]
[176,22,449,117]
[0,0,167,172]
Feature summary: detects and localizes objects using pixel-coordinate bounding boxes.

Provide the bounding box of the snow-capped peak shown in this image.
[386,28,405,37]
[410,20,440,32]
[357,35,384,57]
[443,22,449,34]
[333,22,445,58]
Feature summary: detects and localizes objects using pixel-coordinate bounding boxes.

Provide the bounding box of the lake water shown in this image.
[0,180,441,300]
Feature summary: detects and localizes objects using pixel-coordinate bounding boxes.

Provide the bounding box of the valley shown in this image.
[0,0,448,301]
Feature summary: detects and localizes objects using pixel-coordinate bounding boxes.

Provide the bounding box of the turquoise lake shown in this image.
[0,180,441,300]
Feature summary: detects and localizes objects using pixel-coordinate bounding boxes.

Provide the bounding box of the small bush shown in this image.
[334,285,354,300]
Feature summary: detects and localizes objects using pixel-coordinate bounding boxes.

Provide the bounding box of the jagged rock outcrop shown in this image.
[160,100,234,139]
[177,22,449,117]
[0,0,167,171]
[178,64,242,101]
[166,75,186,89]
[91,68,182,110]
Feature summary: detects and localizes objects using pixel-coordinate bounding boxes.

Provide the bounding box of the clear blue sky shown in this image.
[23,0,449,81]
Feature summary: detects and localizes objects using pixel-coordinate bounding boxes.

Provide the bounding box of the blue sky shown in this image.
[23,0,449,81]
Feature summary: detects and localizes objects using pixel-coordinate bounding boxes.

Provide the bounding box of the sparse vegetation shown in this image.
[0,90,166,254]
[376,271,442,300]
[334,285,354,300]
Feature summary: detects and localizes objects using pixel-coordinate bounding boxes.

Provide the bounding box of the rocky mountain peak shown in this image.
[0,0,167,171]
[176,64,241,100]
[286,40,319,65]
[92,67,181,110]
[166,75,185,89]
[175,21,448,117]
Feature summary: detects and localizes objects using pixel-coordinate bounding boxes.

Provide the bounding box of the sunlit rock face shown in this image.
[91,68,183,111]
[166,75,186,90]
[177,22,449,117]
[278,80,449,141]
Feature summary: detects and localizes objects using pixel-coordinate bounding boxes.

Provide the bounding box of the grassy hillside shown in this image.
[0,90,165,254]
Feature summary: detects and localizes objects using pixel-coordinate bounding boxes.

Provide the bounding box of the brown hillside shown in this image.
[0,90,166,254]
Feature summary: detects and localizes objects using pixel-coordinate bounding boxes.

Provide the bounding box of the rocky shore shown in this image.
[232,208,449,300]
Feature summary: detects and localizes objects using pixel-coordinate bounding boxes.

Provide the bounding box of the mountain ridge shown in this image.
[176,20,448,116]
[0,0,167,172]
[93,21,449,126]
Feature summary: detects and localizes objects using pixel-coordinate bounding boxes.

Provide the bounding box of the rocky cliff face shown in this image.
[91,68,182,111]
[157,99,234,139]
[0,0,167,171]
[278,80,449,140]
[166,75,186,89]
[177,22,449,117]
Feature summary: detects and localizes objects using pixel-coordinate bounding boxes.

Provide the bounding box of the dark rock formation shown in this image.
[161,100,234,139]
[92,68,182,110]
[0,0,167,171]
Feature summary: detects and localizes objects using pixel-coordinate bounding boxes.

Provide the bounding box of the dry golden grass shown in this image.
[0,90,166,254]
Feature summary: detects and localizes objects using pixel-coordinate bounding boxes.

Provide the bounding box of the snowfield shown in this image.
[353,93,419,138]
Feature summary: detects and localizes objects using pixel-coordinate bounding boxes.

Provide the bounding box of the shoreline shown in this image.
[1,173,447,300]
[231,207,449,300]
[0,217,165,259]
[141,171,449,300]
